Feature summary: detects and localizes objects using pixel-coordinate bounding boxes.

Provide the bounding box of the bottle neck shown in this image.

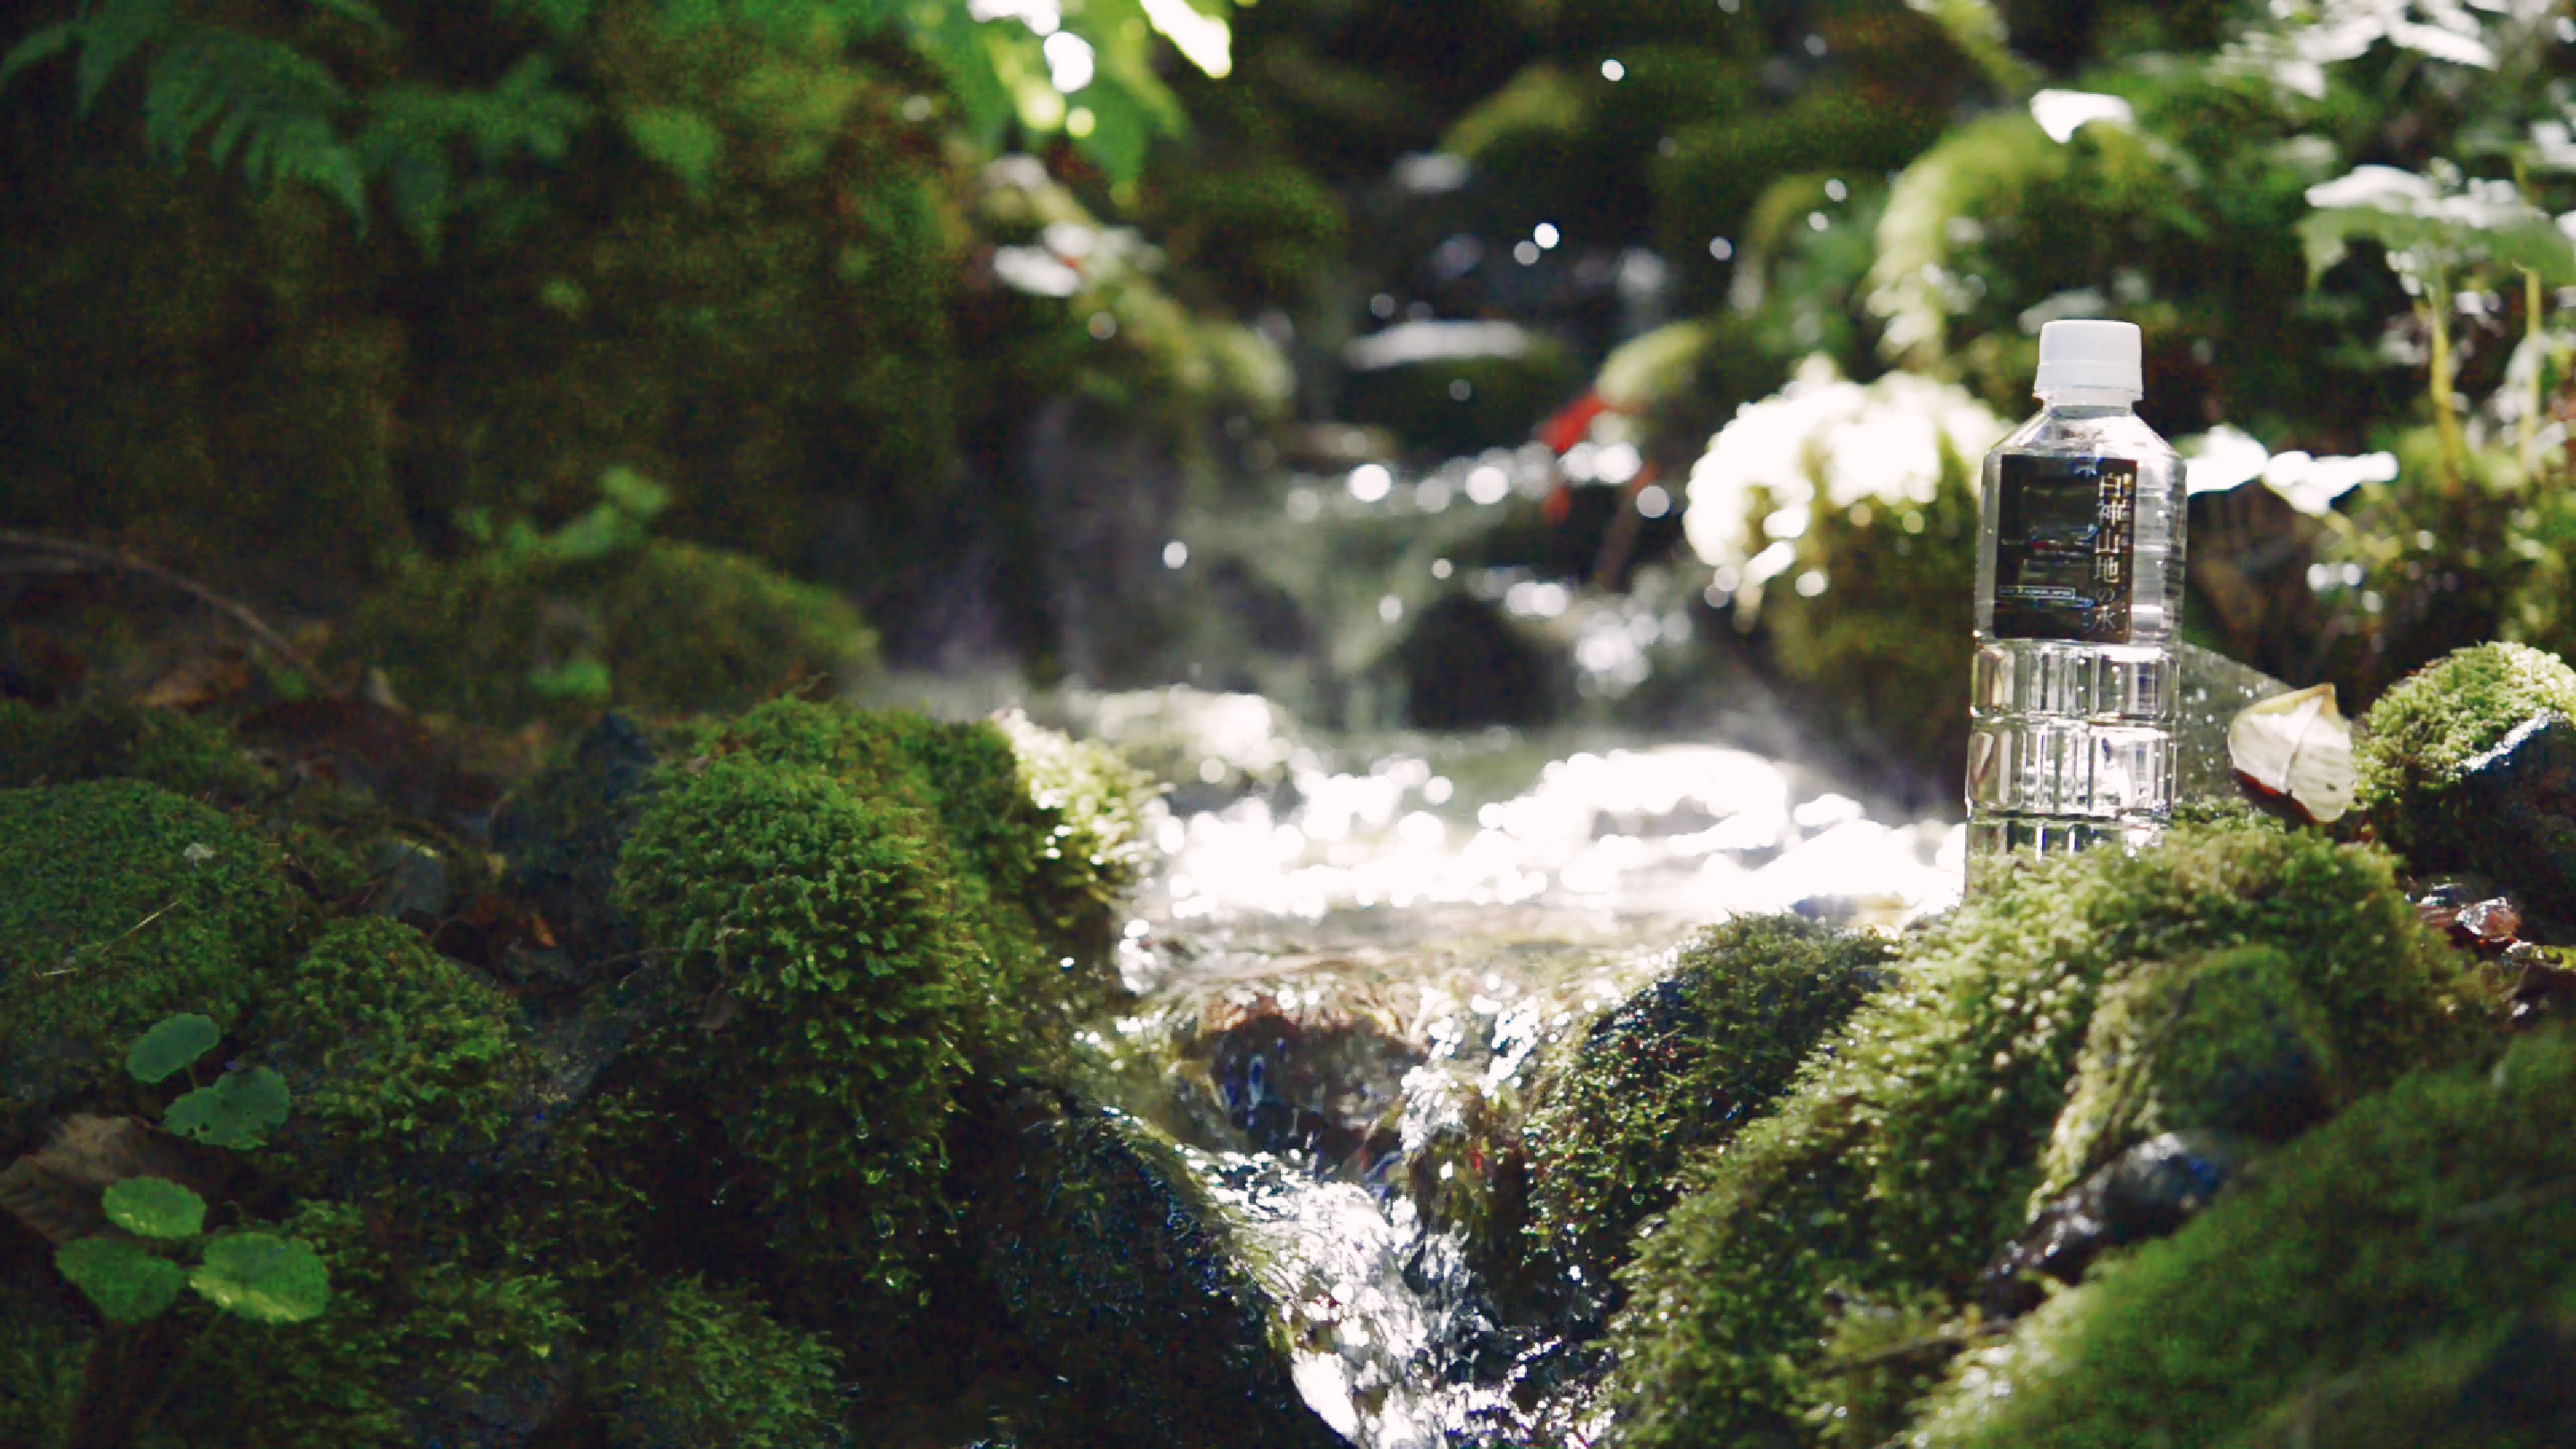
[2036,386,2139,412]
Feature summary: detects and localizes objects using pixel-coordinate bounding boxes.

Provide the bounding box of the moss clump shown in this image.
[2354,640,2576,851]
[1609,822,2496,1449]
[1522,914,1892,1286]
[0,699,273,799]
[993,708,1166,982]
[2035,945,2340,1203]
[0,779,301,1148]
[591,1278,843,1449]
[254,917,536,1193]
[338,538,874,729]
[1905,1027,2576,1449]
[694,699,1156,1055]
[613,753,975,1294]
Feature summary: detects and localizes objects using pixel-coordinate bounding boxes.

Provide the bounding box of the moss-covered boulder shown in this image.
[950,1088,1345,1449]
[1905,1026,2576,1449]
[337,537,875,730]
[2034,945,2340,1204]
[613,751,977,1296]
[1521,914,1892,1292]
[1608,822,2499,1449]
[0,780,302,1151]
[2355,641,2576,915]
[253,917,538,1200]
[590,1277,844,1449]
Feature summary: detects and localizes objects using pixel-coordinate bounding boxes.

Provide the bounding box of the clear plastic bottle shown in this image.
[1966,319,2184,889]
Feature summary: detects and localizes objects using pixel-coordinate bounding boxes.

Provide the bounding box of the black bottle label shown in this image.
[1992,454,2139,644]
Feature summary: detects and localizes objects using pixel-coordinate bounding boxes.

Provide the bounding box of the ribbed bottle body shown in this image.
[1967,402,2184,886]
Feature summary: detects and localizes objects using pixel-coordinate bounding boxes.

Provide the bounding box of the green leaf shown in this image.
[2301,165,2576,284]
[622,104,722,197]
[141,21,363,216]
[0,22,75,91]
[128,1013,220,1083]
[55,1237,186,1324]
[191,1233,330,1323]
[527,655,613,702]
[597,465,671,521]
[165,1067,291,1148]
[102,1177,208,1240]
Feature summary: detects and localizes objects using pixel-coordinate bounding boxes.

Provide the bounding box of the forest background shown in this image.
[3,0,2573,792]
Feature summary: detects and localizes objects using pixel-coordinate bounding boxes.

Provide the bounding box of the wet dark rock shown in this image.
[950,1087,1346,1449]
[1205,1004,1422,1165]
[1394,593,1563,730]
[359,835,453,922]
[490,711,661,977]
[1979,1131,2258,1320]
[2403,711,2576,919]
[401,1358,576,1449]
[2505,942,2576,1030]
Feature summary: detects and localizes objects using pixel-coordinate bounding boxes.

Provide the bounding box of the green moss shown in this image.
[0,699,274,800]
[613,753,974,1293]
[1343,341,1578,459]
[2036,945,2340,1203]
[993,709,1166,985]
[1608,822,2497,1449]
[592,1278,844,1449]
[1153,163,1348,310]
[1906,1028,2576,1449]
[0,1276,84,1449]
[0,780,301,1148]
[144,1198,576,1449]
[337,538,875,730]
[1522,914,1892,1285]
[254,917,536,1190]
[2354,640,2576,851]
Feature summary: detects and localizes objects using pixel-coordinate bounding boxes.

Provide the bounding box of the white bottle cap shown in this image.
[2033,318,2143,398]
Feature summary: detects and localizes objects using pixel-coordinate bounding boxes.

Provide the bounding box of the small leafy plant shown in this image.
[53,1013,328,1330]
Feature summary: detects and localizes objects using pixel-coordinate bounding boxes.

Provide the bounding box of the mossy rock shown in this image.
[949,1088,1343,1449]
[0,779,302,1151]
[2354,641,2576,911]
[337,539,874,730]
[1904,1027,2576,1449]
[2035,945,2340,1203]
[1522,914,1893,1290]
[1342,341,1577,460]
[0,699,274,800]
[0,1270,84,1449]
[1762,453,1981,786]
[591,1278,845,1449]
[144,1197,577,1449]
[253,916,538,1199]
[613,752,976,1296]
[1608,822,2499,1449]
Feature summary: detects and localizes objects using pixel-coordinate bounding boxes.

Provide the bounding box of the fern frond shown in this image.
[75,0,176,109]
[0,22,75,91]
[143,21,362,213]
[352,53,594,254]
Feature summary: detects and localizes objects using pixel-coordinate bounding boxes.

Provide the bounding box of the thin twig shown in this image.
[41,898,185,978]
[0,528,326,685]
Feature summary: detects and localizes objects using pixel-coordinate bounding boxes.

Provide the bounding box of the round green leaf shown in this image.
[127,1013,220,1084]
[165,1067,291,1148]
[55,1237,186,1324]
[101,1176,207,1241]
[191,1233,330,1324]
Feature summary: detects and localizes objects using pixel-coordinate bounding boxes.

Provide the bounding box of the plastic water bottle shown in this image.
[1966,319,2184,887]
